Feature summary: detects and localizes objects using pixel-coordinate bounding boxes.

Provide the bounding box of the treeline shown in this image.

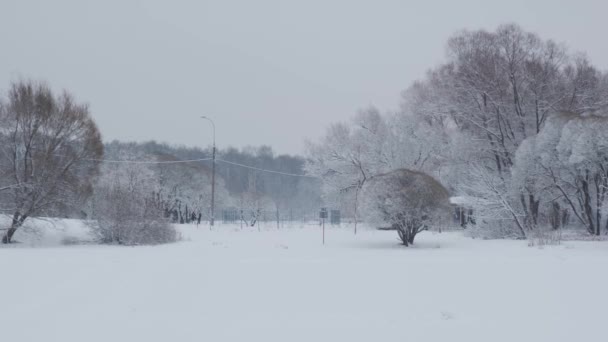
[103,141,323,224]
[307,23,608,240]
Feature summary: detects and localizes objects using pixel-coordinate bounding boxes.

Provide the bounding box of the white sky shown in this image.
[1,0,607,155]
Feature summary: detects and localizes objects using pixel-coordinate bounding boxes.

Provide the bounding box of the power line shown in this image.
[74,155,316,178]
[89,157,214,164]
[217,159,317,178]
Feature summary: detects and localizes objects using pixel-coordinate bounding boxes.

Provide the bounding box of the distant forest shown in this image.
[103,140,323,224]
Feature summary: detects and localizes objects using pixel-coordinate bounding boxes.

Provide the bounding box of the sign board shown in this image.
[319,207,328,219]
[330,210,341,225]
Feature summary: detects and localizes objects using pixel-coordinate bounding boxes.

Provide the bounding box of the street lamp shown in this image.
[201,116,216,226]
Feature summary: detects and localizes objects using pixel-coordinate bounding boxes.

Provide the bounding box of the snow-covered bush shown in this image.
[89,162,177,246]
[90,185,177,245]
[362,169,450,246]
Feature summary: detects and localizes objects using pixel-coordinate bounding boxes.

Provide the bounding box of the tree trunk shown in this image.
[354,186,360,235]
[399,231,409,246]
[520,193,539,230]
[1,227,17,244]
[530,194,540,226]
[594,175,603,236]
[396,225,409,246]
[581,172,595,235]
[550,202,561,230]
[396,223,419,247]
[408,231,416,245]
[2,212,27,244]
[561,209,569,228]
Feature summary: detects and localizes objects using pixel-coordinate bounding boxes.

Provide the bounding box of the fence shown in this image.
[217,207,341,227]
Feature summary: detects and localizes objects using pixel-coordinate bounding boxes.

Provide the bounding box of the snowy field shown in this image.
[2,220,608,342]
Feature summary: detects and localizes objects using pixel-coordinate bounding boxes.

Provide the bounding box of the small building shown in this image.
[449,196,476,228]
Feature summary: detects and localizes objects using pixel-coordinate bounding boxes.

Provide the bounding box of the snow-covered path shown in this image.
[1,224,607,342]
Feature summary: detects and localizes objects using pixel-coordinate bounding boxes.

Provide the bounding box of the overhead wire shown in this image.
[78,155,316,178]
[84,157,213,164]
[216,159,317,178]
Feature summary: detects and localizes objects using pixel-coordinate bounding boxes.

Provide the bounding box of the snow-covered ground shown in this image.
[1,221,607,342]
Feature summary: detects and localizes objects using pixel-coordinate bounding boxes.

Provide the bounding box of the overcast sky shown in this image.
[1,0,607,155]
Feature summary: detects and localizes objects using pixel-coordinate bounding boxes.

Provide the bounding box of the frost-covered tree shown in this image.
[306,107,447,231]
[154,160,230,224]
[405,24,608,234]
[0,80,103,243]
[102,141,232,225]
[458,164,527,238]
[305,112,376,230]
[514,112,608,235]
[362,169,450,246]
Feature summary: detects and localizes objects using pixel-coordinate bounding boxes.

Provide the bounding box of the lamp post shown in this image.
[201,116,216,226]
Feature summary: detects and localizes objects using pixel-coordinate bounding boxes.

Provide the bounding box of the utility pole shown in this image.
[201,116,216,226]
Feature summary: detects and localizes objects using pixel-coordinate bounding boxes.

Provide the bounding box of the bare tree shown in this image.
[0,80,103,243]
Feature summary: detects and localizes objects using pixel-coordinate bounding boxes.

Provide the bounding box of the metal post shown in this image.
[320,207,327,245]
[322,217,325,245]
[201,116,216,227]
[211,142,216,226]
